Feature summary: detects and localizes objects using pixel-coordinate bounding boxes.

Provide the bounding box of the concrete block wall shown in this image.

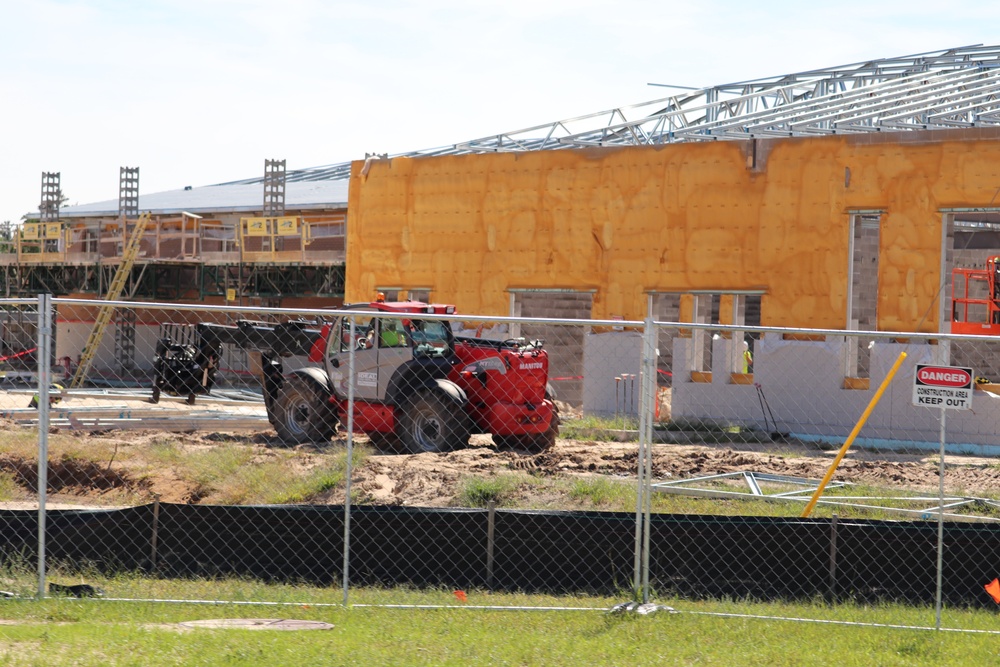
[852,222,880,330]
[653,294,681,385]
[516,292,592,407]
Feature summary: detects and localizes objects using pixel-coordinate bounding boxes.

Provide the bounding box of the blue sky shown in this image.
[2,0,998,224]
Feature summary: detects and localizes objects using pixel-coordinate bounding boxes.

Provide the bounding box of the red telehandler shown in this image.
[152,298,558,453]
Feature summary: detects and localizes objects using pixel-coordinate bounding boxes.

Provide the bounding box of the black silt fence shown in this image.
[0,510,41,566]
[1,506,998,605]
[648,516,945,603]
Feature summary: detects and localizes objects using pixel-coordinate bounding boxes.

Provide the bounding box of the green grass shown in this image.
[140,439,368,505]
[0,471,20,501]
[644,489,938,521]
[560,415,772,444]
[143,438,190,467]
[183,445,256,489]
[0,591,996,666]
[0,425,963,520]
[0,430,368,508]
[3,427,995,522]
[0,430,44,459]
[265,447,366,504]
[449,472,972,521]
[456,473,541,507]
[0,558,996,665]
[563,414,640,431]
[569,477,635,507]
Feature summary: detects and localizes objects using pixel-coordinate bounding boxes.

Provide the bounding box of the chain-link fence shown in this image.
[5,295,1000,630]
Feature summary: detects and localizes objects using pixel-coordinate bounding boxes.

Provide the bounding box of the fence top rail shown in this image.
[653,320,974,343]
[50,297,647,327]
[42,295,1000,342]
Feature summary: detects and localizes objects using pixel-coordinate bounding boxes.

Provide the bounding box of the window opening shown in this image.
[846,213,880,382]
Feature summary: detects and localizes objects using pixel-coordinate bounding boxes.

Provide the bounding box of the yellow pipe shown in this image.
[800,351,908,518]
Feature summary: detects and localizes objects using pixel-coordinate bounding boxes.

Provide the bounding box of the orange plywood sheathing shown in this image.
[347,132,1000,331]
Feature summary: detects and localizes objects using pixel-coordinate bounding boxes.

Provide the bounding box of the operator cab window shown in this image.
[359,318,379,349]
[407,319,450,358]
[379,318,409,348]
[338,319,354,353]
[338,315,378,352]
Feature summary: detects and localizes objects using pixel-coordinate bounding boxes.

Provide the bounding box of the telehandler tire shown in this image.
[398,390,469,454]
[273,375,337,445]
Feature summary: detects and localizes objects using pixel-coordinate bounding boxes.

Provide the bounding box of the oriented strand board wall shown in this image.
[346,129,1000,332]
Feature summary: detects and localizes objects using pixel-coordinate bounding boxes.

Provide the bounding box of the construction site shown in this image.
[1,46,999,443]
[7,45,1000,631]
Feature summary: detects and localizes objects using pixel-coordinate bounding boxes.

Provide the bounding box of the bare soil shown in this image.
[2,426,999,509]
[345,436,1000,506]
[0,385,996,511]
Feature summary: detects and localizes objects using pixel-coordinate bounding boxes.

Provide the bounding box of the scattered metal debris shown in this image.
[608,601,677,616]
[178,619,334,630]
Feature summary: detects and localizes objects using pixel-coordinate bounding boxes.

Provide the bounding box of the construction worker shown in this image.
[29,383,64,409]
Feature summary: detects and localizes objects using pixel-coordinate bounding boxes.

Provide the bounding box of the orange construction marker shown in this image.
[985,578,1000,604]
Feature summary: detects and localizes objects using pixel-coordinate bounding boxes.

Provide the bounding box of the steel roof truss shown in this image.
[221,45,1000,185]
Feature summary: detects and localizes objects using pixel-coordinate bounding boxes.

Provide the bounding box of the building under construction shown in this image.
[7,161,347,375]
[27,46,1000,316]
[12,161,346,305]
[13,45,1000,387]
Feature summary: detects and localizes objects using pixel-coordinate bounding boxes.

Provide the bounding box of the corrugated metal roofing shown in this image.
[59,179,348,218]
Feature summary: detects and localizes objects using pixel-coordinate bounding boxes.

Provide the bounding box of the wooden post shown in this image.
[829,512,838,602]
[486,501,496,589]
[150,494,161,571]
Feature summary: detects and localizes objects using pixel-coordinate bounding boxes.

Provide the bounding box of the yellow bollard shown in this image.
[800,351,908,518]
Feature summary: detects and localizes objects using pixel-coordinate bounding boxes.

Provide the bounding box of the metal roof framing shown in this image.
[227,45,1000,185]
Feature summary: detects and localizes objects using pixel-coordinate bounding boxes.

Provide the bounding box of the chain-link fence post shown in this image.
[935,405,946,630]
[640,315,657,603]
[36,293,52,599]
[633,315,657,602]
[343,314,357,606]
[633,341,647,599]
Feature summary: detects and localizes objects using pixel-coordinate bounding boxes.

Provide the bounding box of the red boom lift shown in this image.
[951,256,1000,335]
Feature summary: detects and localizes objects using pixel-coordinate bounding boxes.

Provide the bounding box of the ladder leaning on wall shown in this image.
[69,212,151,389]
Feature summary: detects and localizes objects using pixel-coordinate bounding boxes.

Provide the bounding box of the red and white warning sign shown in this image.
[912,364,973,410]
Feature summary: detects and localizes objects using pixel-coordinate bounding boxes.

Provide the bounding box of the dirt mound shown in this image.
[0,455,149,495]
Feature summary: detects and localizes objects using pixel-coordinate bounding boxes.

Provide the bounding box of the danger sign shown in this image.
[912,364,973,410]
